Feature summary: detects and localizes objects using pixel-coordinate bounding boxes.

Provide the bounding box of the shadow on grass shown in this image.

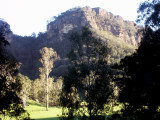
[34,117,59,120]
[27,101,45,107]
[33,115,113,120]
[35,115,113,120]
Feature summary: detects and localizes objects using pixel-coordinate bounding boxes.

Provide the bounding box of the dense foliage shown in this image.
[17,74,32,107]
[2,1,159,119]
[60,27,113,120]
[111,0,160,119]
[113,28,160,120]
[137,0,160,29]
[0,21,30,119]
[30,76,63,106]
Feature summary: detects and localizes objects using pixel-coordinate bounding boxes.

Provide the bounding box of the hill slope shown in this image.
[7,7,141,80]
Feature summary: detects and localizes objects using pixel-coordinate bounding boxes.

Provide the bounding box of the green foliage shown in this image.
[111,1,160,117]
[30,76,62,107]
[137,0,160,29]
[39,47,58,111]
[30,78,44,102]
[113,28,160,119]
[50,77,63,106]
[39,47,58,78]
[95,30,136,64]
[110,1,160,118]
[61,27,113,120]
[0,22,30,119]
[16,74,32,107]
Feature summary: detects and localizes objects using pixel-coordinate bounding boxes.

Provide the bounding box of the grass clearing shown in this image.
[0,100,123,120]
[25,100,62,120]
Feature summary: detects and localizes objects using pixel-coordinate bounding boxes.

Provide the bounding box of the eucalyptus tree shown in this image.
[39,47,58,111]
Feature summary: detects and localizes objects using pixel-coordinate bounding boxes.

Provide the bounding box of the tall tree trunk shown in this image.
[22,97,26,108]
[39,47,58,111]
[87,47,92,120]
[88,76,92,120]
[46,62,49,111]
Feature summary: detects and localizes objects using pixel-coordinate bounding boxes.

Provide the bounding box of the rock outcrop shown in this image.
[47,6,141,46]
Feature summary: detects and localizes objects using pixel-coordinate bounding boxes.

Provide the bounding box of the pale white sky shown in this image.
[0,0,145,36]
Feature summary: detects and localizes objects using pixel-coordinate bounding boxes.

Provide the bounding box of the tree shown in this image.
[137,0,160,29]
[30,77,62,106]
[60,27,112,120]
[30,78,45,102]
[39,47,58,111]
[50,77,63,106]
[17,74,32,107]
[110,1,160,119]
[113,28,160,120]
[0,20,30,119]
[31,32,36,38]
[111,1,160,117]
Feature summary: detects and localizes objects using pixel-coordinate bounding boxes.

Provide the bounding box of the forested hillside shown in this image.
[8,6,141,80]
[1,0,160,119]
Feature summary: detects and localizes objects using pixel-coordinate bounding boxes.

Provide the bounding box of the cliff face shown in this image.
[47,6,141,46]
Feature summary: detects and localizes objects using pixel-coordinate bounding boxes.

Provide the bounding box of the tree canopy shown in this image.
[111,0,160,119]
[137,0,160,29]
[60,27,113,120]
[0,22,30,119]
[39,47,58,111]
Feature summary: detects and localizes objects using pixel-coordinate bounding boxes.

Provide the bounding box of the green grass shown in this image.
[0,100,123,120]
[25,100,62,120]
[25,100,117,120]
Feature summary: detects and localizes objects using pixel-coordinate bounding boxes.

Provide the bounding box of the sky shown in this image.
[0,0,145,36]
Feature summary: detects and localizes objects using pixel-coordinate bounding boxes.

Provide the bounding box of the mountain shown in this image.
[47,7,141,46]
[6,7,141,80]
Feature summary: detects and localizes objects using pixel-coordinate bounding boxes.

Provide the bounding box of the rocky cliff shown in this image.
[47,6,141,46]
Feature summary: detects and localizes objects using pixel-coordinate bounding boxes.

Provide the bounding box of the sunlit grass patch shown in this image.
[0,100,124,120]
[25,100,62,120]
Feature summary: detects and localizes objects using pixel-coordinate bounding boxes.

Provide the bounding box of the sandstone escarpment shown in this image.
[47,6,141,46]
